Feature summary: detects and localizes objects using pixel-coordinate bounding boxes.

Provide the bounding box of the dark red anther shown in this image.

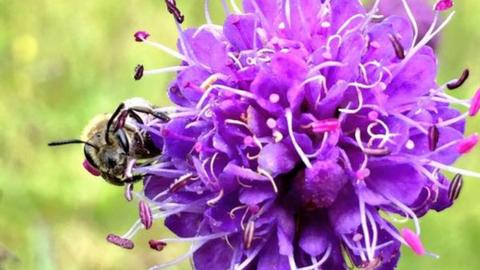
[448,174,463,201]
[447,69,469,90]
[389,34,405,60]
[149,240,167,251]
[165,0,185,24]
[134,64,144,80]
[106,234,134,249]
[362,147,391,157]
[428,125,439,151]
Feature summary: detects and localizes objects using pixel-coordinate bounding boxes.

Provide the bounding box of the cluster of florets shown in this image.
[106,0,480,269]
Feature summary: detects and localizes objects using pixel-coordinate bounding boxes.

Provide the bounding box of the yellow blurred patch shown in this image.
[11,34,38,64]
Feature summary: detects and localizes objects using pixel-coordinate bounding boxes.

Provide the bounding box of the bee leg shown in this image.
[106,103,126,144]
[128,106,171,122]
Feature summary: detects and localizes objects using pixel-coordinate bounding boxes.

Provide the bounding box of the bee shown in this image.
[48,97,170,186]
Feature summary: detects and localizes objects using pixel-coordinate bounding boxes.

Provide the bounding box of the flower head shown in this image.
[111,0,480,269]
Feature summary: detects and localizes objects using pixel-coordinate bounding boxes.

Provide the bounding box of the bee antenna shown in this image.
[105,103,126,144]
[48,139,99,150]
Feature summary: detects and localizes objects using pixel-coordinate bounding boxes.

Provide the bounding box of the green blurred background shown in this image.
[0,0,479,269]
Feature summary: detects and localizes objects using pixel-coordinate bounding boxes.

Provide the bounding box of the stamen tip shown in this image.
[106,234,134,249]
[401,228,425,256]
[134,31,150,42]
[434,0,454,11]
[149,240,167,251]
[134,64,144,81]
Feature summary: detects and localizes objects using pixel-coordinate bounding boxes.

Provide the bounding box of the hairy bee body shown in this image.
[49,97,169,186]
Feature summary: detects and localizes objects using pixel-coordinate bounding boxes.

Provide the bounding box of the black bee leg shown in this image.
[129,106,171,122]
[106,103,126,144]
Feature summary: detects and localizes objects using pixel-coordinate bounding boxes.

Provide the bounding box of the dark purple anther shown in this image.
[106,234,134,249]
[428,125,439,151]
[448,174,463,201]
[363,147,391,157]
[165,0,185,24]
[149,240,167,251]
[389,34,405,59]
[134,64,144,81]
[447,69,469,90]
[134,31,150,42]
[139,201,153,230]
[435,0,454,11]
[124,183,134,202]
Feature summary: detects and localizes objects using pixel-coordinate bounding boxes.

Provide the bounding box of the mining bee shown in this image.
[48,98,170,186]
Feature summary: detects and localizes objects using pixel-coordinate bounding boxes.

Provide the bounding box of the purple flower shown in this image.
[109,0,480,269]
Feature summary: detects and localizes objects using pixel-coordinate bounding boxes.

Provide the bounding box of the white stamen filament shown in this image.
[157,232,231,244]
[285,109,313,168]
[400,11,455,71]
[308,61,345,76]
[297,245,332,270]
[288,254,297,270]
[211,84,257,99]
[230,0,241,14]
[401,0,419,48]
[257,168,279,193]
[393,113,428,134]
[359,197,374,261]
[414,164,449,189]
[143,40,187,61]
[386,195,421,235]
[366,210,378,260]
[144,66,187,76]
[437,112,469,128]
[336,14,365,35]
[424,160,480,179]
[234,241,265,270]
[339,86,364,114]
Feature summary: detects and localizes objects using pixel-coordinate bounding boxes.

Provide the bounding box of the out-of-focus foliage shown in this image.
[0,0,478,269]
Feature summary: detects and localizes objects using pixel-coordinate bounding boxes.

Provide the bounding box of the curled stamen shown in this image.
[106,234,134,249]
[448,174,463,201]
[207,189,224,206]
[435,0,454,11]
[257,168,279,193]
[149,240,167,251]
[165,0,185,24]
[428,125,439,151]
[447,69,469,90]
[134,64,144,80]
[469,88,480,117]
[124,183,134,202]
[169,173,194,192]
[243,220,255,249]
[139,201,153,230]
[362,147,391,157]
[401,228,425,256]
[134,31,150,42]
[458,133,479,154]
[389,34,405,59]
